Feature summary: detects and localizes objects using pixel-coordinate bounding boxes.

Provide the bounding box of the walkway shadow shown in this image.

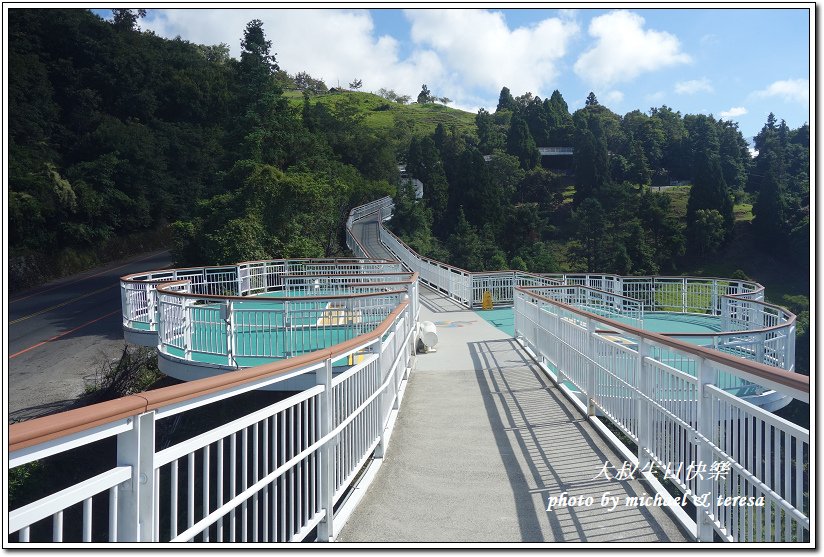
[418,287,468,314]
[9,396,96,423]
[468,338,688,542]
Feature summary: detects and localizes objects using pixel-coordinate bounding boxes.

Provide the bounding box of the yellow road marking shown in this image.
[9,284,117,325]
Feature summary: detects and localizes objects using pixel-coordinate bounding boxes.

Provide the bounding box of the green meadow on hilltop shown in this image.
[284,89,478,138]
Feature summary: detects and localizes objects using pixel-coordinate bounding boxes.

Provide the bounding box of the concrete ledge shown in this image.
[123,327,157,347]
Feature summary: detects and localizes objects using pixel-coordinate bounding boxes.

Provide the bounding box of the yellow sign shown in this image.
[348,352,366,365]
[482,290,494,310]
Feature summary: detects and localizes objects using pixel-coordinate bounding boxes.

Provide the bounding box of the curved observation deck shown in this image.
[345,201,809,542]
[11,196,809,544]
[513,283,797,411]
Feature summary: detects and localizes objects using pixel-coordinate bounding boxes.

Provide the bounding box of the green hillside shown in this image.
[284,89,477,137]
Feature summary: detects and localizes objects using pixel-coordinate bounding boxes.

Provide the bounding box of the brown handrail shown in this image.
[525,284,647,305]
[235,256,398,267]
[524,282,795,336]
[551,272,764,288]
[10,301,410,454]
[153,280,410,302]
[282,272,413,279]
[121,257,399,283]
[516,287,808,396]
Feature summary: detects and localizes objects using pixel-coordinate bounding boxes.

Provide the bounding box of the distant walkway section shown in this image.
[338,213,689,542]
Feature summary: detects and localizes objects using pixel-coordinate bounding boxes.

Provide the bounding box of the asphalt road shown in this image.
[7,249,173,422]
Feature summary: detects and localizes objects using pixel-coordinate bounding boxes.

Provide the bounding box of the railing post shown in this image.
[316,357,334,542]
[148,287,157,330]
[183,298,192,361]
[711,280,719,315]
[224,301,234,367]
[375,337,388,459]
[682,278,688,313]
[695,357,717,542]
[756,335,766,364]
[407,282,417,323]
[720,296,730,330]
[392,319,402,411]
[555,302,566,385]
[636,338,652,469]
[787,323,796,371]
[116,411,156,542]
[586,317,597,416]
[284,301,291,357]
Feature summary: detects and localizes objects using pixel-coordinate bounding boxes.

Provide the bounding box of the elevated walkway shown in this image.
[339,214,689,542]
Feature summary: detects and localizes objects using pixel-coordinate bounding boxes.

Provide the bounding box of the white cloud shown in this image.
[558,9,578,20]
[752,79,809,104]
[574,10,691,87]
[603,90,624,104]
[141,8,580,113]
[675,78,713,95]
[719,106,748,119]
[405,9,579,100]
[143,9,430,93]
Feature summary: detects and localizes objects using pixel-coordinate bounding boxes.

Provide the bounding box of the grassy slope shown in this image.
[284,89,477,137]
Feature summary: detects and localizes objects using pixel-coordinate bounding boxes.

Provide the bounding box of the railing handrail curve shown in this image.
[10,300,410,454]
[516,286,808,399]
[524,284,648,305]
[153,279,411,302]
[121,257,399,283]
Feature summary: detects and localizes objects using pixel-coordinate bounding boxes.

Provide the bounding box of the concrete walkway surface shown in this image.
[339,213,691,543]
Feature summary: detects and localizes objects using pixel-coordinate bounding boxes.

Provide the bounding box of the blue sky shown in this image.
[95,7,811,144]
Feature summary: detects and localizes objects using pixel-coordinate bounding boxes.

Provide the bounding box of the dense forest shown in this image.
[386,85,810,378]
[8,9,809,376]
[390,88,809,277]
[8,9,398,290]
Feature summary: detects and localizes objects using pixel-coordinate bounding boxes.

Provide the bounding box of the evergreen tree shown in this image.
[496,86,515,112]
[506,114,539,170]
[448,207,483,270]
[690,209,726,256]
[546,90,574,146]
[629,140,651,187]
[752,151,788,248]
[111,8,146,31]
[686,149,733,249]
[572,125,609,205]
[417,84,433,104]
[476,108,506,153]
[685,115,733,249]
[407,135,449,232]
[569,198,609,272]
[717,120,750,193]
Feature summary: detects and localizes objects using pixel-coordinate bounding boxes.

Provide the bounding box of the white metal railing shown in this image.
[9,199,422,544]
[12,195,808,545]
[380,222,473,307]
[122,259,402,338]
[10,299,415,543]
[368,209,797,378]
[532,284,645,327]
[543,274,766,315]
[513,287,809,542]
[282,273,414,297]
[156,285,408,367]
[538,146,575,155]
